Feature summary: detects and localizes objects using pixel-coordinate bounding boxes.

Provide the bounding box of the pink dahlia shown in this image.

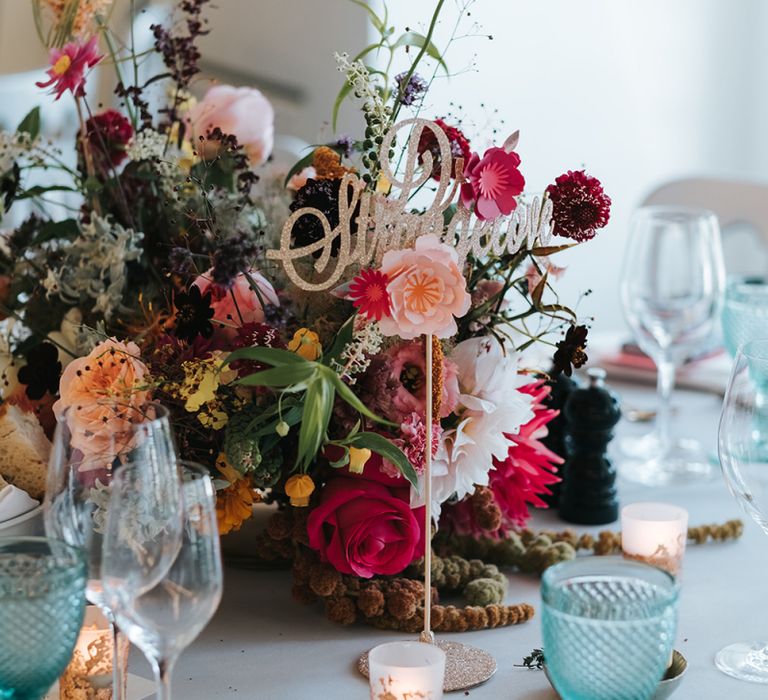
[442,380,562,536]
[36,36,102,101]
[546,170,611,242]
[417,118,472,180]
[460,147,525,221]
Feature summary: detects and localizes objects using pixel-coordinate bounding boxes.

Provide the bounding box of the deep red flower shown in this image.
[460,147,525,221]
[230,322,285,378]
[417,118,471,181]
[36,36,102,101]
[441,381,562,535]
[546,170,611,242]
[80,109,133,171]
[348,268,391,321]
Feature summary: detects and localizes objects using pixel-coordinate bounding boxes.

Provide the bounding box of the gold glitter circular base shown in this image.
[358,639,496,692]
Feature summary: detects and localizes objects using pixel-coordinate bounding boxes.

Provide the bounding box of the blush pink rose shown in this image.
[186,85,274,167]
[53,338,151,465]
[307,477,425,578]
[193,269,279,336]
[379,235,471,340]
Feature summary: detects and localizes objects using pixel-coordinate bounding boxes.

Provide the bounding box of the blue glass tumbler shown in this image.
[542,557,678,700]
[0,537,87,700]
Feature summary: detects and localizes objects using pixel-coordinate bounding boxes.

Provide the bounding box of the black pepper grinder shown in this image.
[559,367,621,525]
[540,371,579,508]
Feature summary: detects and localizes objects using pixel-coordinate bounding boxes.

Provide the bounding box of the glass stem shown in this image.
[656,355,676,455]
[153,656,176,700]
[111,622,126,700]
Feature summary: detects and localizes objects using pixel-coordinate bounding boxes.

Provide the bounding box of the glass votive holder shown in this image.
[542,557,679,700]
[368,641,446,700]
[621,502,688,576]
[59,606,129,699]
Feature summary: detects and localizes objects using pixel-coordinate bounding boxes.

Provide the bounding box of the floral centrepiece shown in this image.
[0,0,611,632]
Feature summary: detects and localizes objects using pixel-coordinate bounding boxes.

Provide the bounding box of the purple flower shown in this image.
[394,71,428,106]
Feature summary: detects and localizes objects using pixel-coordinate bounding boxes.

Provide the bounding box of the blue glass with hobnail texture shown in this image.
[542,557,678,700]
[722,277,768,358]
[0,537,87,700]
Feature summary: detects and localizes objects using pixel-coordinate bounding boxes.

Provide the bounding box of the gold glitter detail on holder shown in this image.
[359,640,497,692]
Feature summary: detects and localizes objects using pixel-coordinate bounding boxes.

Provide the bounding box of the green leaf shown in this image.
[297,377,334,469]
[349,0,386,33]
[224,346,309,368]
[332,80,354,132]
[348,432,419,489]
[283,148,318,187]
[530,244,576,256]
[234,364,315,388]
[17,107,40,140]
[531,271,548,308]
[15,184,78,200]
[31,219,79,245]
[324,315,355,366]
[392,31,448,73]
[538,303,577,320]
[352,41,384,64]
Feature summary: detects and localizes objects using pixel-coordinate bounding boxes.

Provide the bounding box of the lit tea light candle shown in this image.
[368,641,446,700]
[59,606,128,699]
[621,502,688,576]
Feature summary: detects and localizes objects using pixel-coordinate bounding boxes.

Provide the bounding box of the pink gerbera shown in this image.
[36,36,102,101]
[348,268,391,321]
[460,146,525,221]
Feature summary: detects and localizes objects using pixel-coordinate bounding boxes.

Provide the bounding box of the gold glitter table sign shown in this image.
[358,640,497,692]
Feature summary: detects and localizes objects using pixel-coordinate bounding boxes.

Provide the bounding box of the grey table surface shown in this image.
[130,382,768,699]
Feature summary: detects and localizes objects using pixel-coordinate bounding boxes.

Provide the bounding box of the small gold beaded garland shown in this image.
[266,118,555,291]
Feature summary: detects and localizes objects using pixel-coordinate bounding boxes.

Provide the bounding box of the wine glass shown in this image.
[717,338,768,682]
[0,537,87,700]
[44,401,181,700]
[103,462,223,700]
[620,205,725,485]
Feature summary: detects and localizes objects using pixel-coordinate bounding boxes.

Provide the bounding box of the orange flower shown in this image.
[288,328,322,360]
[53,338,151,465]
[215,454,258,535]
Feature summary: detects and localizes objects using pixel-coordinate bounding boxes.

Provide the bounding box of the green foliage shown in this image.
[16,108,40,140]
[222,346,413,479]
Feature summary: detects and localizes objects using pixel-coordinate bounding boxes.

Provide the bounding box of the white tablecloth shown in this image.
[130,383,768,698]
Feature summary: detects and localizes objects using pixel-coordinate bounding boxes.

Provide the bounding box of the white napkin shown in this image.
[0,484,39,523]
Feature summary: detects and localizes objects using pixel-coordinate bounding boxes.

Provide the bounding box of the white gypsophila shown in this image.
[126,129,180,191]
[420,336,535,518]
[43,215,143,320]
[330,320,384,384]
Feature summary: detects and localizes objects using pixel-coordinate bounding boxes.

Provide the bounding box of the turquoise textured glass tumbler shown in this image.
[722,276,768,359]
[0,537,87,700]
[542,557,678,700]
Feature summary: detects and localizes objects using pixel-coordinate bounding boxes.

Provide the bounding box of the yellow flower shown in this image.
[288,328,322,361]
[375,173,391,195]
[198,403,228,430]
[348,447,372,474]
[285,474,315,507]
[215,453,258,535]
[179,358,221,412]
[52,55,72,75]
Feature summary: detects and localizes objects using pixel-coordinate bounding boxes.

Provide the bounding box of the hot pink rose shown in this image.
[186,85,274,167]
[307,477,425,578]
[193,269,279,336]
[379,235,471,340]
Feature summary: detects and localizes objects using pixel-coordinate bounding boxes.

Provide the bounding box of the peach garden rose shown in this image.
[378,234,471,340]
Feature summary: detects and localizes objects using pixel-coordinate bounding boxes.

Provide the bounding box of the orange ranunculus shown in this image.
[215,454,258,534]
[53,338,151,465]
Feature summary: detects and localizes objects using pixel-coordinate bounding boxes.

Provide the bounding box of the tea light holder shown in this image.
[621,502,688,576]
[59,606,129,699]
[368,641,446,700]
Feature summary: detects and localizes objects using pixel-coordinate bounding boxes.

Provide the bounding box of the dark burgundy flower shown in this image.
[230,322,285,377]
[417,118,471,181]
[552,324,589,377]
[17,342,61,400]
[546,170,611,242]
[289,178,359,258]
[79,109,133,172]
[172,285,214,342]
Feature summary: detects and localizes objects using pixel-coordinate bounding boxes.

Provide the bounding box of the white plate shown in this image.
[0,504,43,534]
